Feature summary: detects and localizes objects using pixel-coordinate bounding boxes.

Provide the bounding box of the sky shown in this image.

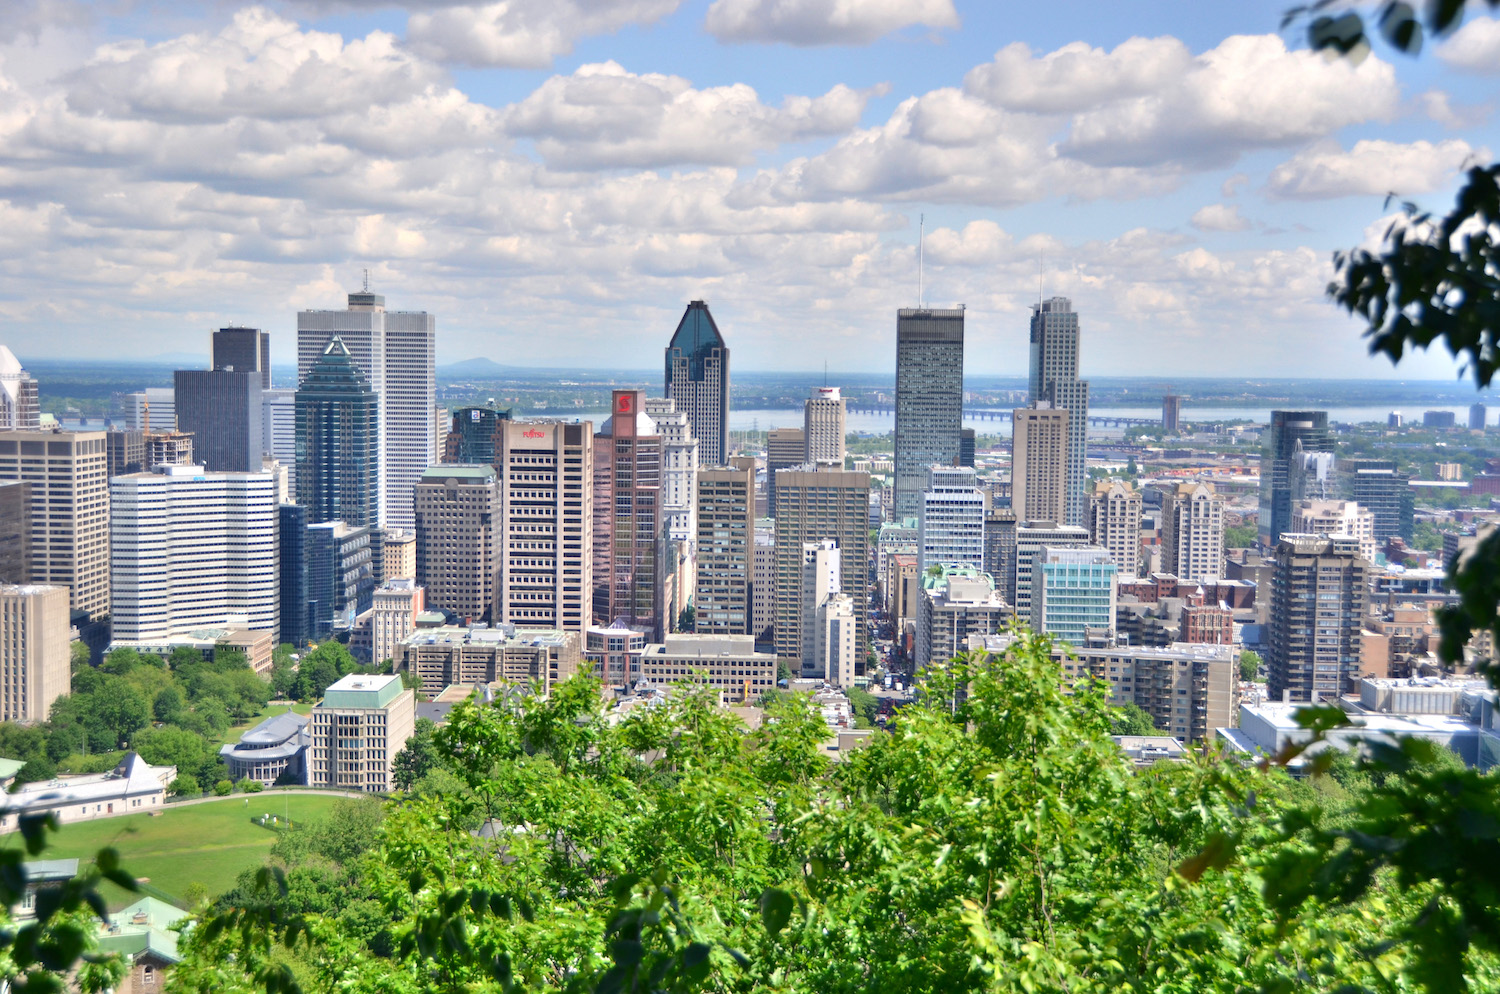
[0,0,1497,380]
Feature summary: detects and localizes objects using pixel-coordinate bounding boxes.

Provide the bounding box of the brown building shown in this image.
[397,624,581,693]
[593,391,663,638]
[0,431,110,619]
[1011,405,1069,525]
[773,464,871,668]
[1269,534,1373,703]
[414,465,499,625]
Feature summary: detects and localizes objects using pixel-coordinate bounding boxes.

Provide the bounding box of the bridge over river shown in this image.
[845,404,1160,428]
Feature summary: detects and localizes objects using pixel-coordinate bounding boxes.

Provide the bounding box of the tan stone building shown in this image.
[309,673,415,793]
[414,465,499,624]
[396,624,582,693]
[1011,405,1069,525]
[0,431,110,618]
[0,584,69,723]
[633,634,776,704]
[695,464,753,636]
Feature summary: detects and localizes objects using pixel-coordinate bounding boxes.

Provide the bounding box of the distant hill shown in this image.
[437,357,512,378]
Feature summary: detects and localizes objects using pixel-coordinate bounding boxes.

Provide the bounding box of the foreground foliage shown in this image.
[168,631,1498,993]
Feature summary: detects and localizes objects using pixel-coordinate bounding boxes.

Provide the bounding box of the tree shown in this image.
[1239,650,1262,682]
[1225,523,1257,548]
[678,605,695,632]
[69,640,91,673]
[391,717,439,791]
[1109,702,1163,736]
[152,685,184,724]
[91,679,149,748]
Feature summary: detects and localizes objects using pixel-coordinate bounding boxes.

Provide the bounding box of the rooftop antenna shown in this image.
[824,359,828,387]
[918,213,925,308]
[1038,250,1044,308]
[362,268,370,293]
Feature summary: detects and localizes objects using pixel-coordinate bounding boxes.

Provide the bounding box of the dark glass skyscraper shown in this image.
[442,402,512,464]
[174,368,261,472]
[1345,458,1414,544]
[212,327,272,389]
[279,503,309,649]
[664,301,729,467]
[1260,410,1333,548]
[295,337,379,528]
[1028,297,1089,528]
[894,307,964,520]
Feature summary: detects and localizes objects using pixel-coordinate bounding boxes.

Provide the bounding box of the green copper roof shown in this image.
[321,672,405,709]
[421,465,495,481]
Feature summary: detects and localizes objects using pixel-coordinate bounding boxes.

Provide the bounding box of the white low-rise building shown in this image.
[0,753,175,830]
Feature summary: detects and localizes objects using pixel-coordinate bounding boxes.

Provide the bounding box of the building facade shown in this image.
[1344,458,1414,544]
[212,327,272,389]
[894,307,965,520]
[773,465,871,668]
[295,337,379,528]
[110,466,279,642]
[917,465,986,573]
[0,584,69,723]
[398,625,582,692]
[587,621,647,685]
[643,397,700,550]
[1160,481,1226,583]
[1032,546,1117,645]
[1269,534,1373,703]
[1260,410,1333,547]
[1013,521,1091,620]
[593,391,664,638]
[494,420,593,632]
[371,579,424,667]
[309,673,415,793]
[917,566,1008,669]
[443,402,512,464]
[694,464,752,636]
[305,521,374,639]
[804,387,846,464]
[0,481,29,585]
[633,634,775,704]
[765,427,807,517]
[1028,297,1089,527]
[174,369,263,472]
[1011,405,1070,525]
[1291,499,1377,562]
[0,348,39,431]
[664,300,729,468]
[0,431,110,619]
[414,465,499,625]
[1089,479,1142,577]
[298,288,436,532]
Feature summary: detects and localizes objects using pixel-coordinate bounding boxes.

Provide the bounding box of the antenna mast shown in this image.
[362,268,370,293]
[918,214,925,308]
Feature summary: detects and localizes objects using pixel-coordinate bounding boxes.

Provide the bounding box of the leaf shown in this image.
[759,887,794,938]
[1379,1,1423,51]
[1309,12,1367,55]
[1177,833,1237,883]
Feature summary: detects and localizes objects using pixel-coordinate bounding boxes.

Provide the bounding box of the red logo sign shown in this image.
[522,428,545,438]
[616,393,633,413]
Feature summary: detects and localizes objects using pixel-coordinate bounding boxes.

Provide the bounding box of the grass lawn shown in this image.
[0,794,349,909]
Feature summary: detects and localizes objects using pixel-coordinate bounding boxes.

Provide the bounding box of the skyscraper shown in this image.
[442,402,511,464]
[295,337,379,528]
[1032,546,1117,645]
[643,397,700,549]
[174,369,263,472]
[0,430,109,619]
[305,521,374,639]
[1344,458,1414,544]
[1160,481,1226,582]
[1011,405,1069,525]
[279,503,309,648]
[109,465,280,642]
[1260,411,1332,547]
[804,387,846,464]
[298,287,436,531]
[894,307,965,520]
[1471,402,1488,431]
[664,300,729,467]
[1089,479,1142,577]
[212,327,272,389]
[262,389,297,489]
[694,464,753,636]
[0,348,39,431]
[1268,534,1371,702]
[917,465,985,573]
[1028,297,1089,527]
[414,465,499,625]
[494,420,593,633]
[773,464,870,667]
[0,480,30,585]
[800,539,841,678]
[594,391,664,638]
[765,427,806,517]
[0,584,69,723]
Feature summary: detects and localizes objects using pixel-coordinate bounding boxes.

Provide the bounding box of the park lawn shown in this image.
[0,794,349,909]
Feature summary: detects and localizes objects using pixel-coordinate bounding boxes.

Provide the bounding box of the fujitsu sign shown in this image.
[521,428,546,439]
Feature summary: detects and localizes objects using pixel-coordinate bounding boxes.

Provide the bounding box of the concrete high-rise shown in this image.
[773,464,870,667]
[894,307,964,520]
[1011,405,1069,525]
[1268,534,1372,702]
[298,287,436,531]
[107,430,145,479]
[0,584,69,723]
[1089,479,1142,577]
[414,465,499,625]
[0,431,109,619]
[1028,297,1089,527]
[1160,481,1225,582]
[212,327,271,389]
[494,420,593,633]
[917,566,1007,669]
[0,348,40,431]
[310,673,414,793]
[109,465,280,642]
[1344,458,1414,544]
[1291,499,1376,562]
[1260,411,1332,547]
[918,465,985,573]
[1013,521,1090,620]
[644,397,700,551]
[123,388,175,433]
[262,389,297,485]
[1472,402,1488,431]
[594,391,663,638]
[174,369,263,472]
[799,539,841,677]
[1162,394,1182,433]
[296,337,379,528]
[765,427,806,517]
[804,387,846,464]
[664,301,729,468]
[694,464,752,636]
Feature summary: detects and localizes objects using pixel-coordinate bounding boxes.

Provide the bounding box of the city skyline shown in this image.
[1,4,1497,381]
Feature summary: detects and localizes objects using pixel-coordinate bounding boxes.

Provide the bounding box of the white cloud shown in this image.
[704,0,958,46]
[1190,203,1251,231]
[1059,34,1399,168]
[407,0,682,68]
[1437,16,1500,73]
[502,61,878,169]
[1266,139,1483,199]
[963,37,1192,114]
